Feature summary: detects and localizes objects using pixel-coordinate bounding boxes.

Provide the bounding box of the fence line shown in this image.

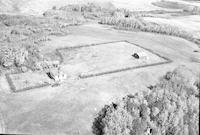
[56,40,172,79]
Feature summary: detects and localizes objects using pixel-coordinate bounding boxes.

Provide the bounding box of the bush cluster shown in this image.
[0,13,71,73]
[92,66,199,135]
[0,46,29,68]
[0,14,69,44]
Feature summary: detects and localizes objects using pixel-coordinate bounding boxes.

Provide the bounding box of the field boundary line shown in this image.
[56,40,172,79]
[5,72,50,93]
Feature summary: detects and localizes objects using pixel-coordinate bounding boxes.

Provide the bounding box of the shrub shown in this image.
[92,66,199,135]
[0,47,16,68]
[0,47,29,68]
[14,48,28,67]
[52,6,57,10]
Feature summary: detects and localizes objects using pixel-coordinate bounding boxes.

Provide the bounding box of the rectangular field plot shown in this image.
[6,72,50,92]
[58,41,171,78]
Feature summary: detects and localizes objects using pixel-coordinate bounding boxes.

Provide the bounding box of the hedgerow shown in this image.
[99,16,199,45]
[92,66,199,135]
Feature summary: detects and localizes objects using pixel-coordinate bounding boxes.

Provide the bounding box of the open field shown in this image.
[58,41,170,78]
[0,22,199,134]
[0,0,199,135]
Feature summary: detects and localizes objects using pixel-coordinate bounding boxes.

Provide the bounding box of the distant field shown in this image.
[143,15,200,41]
[58,41,170,78]
[0,0,160,15]
[153,0,200,8]
[152,1,187,9]
[0,21,199,135]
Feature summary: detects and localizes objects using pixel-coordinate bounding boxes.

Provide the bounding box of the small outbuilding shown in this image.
[132,53,140,59]
[132,52,149,60]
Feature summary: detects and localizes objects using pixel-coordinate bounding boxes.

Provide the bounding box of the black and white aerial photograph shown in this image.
[0,0,200,134]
